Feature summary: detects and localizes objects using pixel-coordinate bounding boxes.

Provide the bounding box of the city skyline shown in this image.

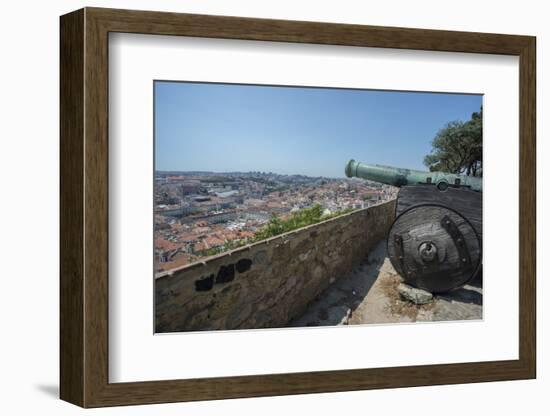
[155,81,483,178]
[155,169,353,179]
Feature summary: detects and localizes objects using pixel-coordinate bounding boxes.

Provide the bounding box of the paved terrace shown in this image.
[290,240,483,327]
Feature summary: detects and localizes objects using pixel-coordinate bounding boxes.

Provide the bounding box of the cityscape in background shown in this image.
[154,171,397,272]
[154,81,482,273]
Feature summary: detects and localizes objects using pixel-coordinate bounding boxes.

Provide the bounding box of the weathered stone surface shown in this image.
[155,200,396,332]
[298,248,314,262]
[253,250,269,265]
[397,283,433,305]
[226,303,253,328]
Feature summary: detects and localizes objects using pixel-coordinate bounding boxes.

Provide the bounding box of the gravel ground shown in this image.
[289,240,482,328]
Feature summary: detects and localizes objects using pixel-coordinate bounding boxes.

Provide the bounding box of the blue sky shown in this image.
[155,81,482,178]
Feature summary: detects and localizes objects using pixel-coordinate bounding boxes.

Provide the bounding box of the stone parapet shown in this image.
[155,199,396,332]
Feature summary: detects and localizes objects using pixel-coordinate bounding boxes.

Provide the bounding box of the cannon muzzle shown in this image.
[345,159,482,192]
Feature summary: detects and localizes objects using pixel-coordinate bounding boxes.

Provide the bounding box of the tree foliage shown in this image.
[424,108,482,177]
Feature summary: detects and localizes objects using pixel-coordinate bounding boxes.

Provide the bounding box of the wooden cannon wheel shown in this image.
[387,204,481,293]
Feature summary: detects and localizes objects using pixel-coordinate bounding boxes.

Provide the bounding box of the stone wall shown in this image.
[155,199,396,332]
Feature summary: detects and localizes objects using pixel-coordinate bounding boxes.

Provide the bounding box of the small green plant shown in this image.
[199,205,355,257]
[255,204,355,240]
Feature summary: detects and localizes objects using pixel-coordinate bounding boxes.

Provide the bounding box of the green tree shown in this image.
[424,108,482,177]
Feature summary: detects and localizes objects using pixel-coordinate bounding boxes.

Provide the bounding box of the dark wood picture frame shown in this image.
[60,7,536,408]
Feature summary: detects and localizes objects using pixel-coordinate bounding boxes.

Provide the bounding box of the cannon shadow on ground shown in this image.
[437,286,483,306]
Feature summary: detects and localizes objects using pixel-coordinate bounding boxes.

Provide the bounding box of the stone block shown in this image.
[397,283,433,305]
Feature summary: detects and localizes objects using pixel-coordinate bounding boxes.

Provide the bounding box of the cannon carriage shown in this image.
[345,160,482,293]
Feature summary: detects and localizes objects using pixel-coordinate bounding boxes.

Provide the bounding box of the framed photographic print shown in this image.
[60,7,536,408]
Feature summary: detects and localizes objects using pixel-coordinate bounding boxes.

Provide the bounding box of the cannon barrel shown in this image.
[345,159,482,192]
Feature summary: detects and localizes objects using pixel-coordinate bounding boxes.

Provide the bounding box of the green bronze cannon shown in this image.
[345,159,482,293]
